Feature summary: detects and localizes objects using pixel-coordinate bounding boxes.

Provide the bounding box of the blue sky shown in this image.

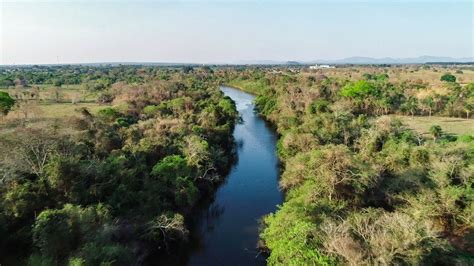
[1,0,472,64]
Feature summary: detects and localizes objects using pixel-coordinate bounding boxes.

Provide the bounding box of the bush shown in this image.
[308,99,330,114]
[321,209,444,265]
[143,105,160,117]
[32,204,112,262]
[440,73,456,82]
[97,107,120,121]
[32,209,74,259]
[76,242,133,265]
[0,91,15,115]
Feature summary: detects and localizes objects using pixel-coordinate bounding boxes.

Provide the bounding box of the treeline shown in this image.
[0,65,214,90]
[0,69,238,264]
[226,69,473,264]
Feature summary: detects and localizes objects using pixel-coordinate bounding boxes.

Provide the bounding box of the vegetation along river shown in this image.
[186,86,283,265]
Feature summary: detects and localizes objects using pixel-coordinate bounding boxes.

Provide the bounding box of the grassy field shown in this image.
[0,85,107,134]
[393,115,474,137]
[0,85,98,103]
[0,101,107,134]
[38,102,105,118]
[303,66,474,86]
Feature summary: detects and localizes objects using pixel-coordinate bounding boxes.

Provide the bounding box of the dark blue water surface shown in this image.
[186,86,283,265]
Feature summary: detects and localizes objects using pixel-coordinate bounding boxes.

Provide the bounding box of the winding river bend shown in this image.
[187,86,283,265]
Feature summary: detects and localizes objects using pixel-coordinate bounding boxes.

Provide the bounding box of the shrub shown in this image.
[0,91,15,115]
[32,209,74,259]
[97,107,120,121]
[321,209,444,265]
[440,73,456,82]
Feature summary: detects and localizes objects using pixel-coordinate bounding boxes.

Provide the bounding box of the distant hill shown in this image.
[235,56,473,65]
[313,56,474,64]
[3,56,472,67]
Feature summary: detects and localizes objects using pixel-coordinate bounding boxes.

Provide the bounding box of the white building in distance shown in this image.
[309,64,335,69]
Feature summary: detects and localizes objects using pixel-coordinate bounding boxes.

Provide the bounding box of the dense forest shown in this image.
[0,66,238,264]
[226,66,473,264]
[0,64,473,265]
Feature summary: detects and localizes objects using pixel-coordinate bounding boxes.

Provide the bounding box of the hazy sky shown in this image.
[1,0,473,64]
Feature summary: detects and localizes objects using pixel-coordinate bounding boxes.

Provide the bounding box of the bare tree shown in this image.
[6,129,60,177]
[143,214,189,252]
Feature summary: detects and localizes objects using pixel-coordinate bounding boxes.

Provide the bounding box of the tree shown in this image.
[16,99,44,121]
[14,78,28,88]
[440,73,456,83]
[340,80,378,99]
[340,80,380,113]
[33,209,74,259]
[143,214,189,251]
[182,66,193,74]
[462,83,474,119]
[421,96,434,117]
[53,79,63,87]
[0,91,15,116]
[49,87,63,103]
[182,135,211,170]
[429,125,442,142]
[7,128,62,176]
[401,97,419,117]
[30,86,40,100]
[151,155,191,180]
[0,77,14,88]
[463,98,473,119]
[32,204,113,263]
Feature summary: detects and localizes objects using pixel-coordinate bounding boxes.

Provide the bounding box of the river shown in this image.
[186,86,283,265]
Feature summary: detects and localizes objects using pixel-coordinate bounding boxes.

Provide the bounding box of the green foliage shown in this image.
[75,242,133,265]
[143,104,160,117]
[97,107,120,121]
[429,125,443,141]
[440,73,456,82]
[363,73,389,81]
[255,94,277,116]
[262,211,330,265]
[152,155,191,179]
[27,254,55,266]
[32,204,112,260]
[68,257,85,266]
[53,79,63,87]
[32,209,74,259]
[2,180,44,218]
[340,80,378,99]
[308,99,330,114]
[0,91,15,115]
[150,154,200,207]
[218,96,238,119]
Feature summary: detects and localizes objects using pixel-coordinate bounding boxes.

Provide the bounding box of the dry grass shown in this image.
[392,115,474,137]
[38,102,105,118]
[0,84,97,103]
[303,66,474,86]
[0,86,107,135]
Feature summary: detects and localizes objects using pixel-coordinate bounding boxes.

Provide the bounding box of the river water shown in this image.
[186,86,283,265]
